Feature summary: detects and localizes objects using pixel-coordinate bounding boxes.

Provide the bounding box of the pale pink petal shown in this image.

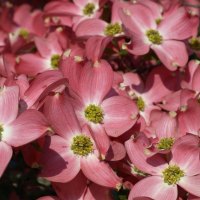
[151,41,188,71]
[101,96,138,137]
[125,136,168,175]
[86,36,111,62]
[179,175,200,197]
[40,135,80,183]
[170,135,200,176]
[80,60,113,104]
[16,54,50,76]
[53,172,87,200]
[44,93,81,139]
[129,176,177,200]
[81,155,122,189]
[0,85,19,124]
[178,99,200,136]
[158,7,194,40]
[90,124,110,157]
[128,33,150,55]
[150,110,178,139]
[3,110,49,147]
[119,4,156,34]
[75,19,107,37]
[0,142,12,177]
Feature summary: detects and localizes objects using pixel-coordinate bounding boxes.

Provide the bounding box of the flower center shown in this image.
[157,137,175,150]
[0,125,4,141]
[162,165,184,185]
[188,37,200,51]
[71,135,93,156]
[104,23,122,36]
[50,54,61,69]
[136,96,145,111]
[84,104,104,124]
[83,3,95,16]
[146,29,163,45]
[19,28,29,40]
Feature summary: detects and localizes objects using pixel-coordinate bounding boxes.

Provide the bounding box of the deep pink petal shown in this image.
[0,142,12,177]
[179,175,200,197]
[129,176,178,200]
[151,41,188,71]
[105,141,126,161]
[81,155,122,189]
[85,182,112,200]
[52,172,87,200]
[37,196,60,200]
[192,65,200,92]
[75,19,107,37]
[0,85,19,124]
[44,93,81,139]
[24,70,67,108]
[40,135,80,183]
[3,110,49,147]
[101,96,138,137]
[80,60,113,104]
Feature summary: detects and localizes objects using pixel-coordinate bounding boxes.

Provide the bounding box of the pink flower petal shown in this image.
[75,19,107,37]
[179,175,200,197]
[16,54,50,76]
[101,96,138,137]
[24,70,67,108]
[158,7,194,40]
[151,40,188,71]
[125,135,168,175]
[129,176,178,200]
[37,197,60,200]
[40,135,80,183]
[80,60,113,104]
[0,141,12,177]
[85,182,113,200]
[52,172,87,200]
[0,85,19,125]
[3,110,49,147]
[81,155,122,189]
[44,93,81,139]
[89,124,110,157]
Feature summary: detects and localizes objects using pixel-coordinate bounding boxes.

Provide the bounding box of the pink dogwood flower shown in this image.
[41,92,122,189]
[120,4,195,70]
[126,134,200,199]
[0,85,49,177]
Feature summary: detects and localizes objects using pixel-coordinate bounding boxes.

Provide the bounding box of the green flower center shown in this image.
[19,28,29,40]
[0,125,4,141]
[146,29,163,45]
[71,135,93,156]
[50,54,61,69]
[136,96,145,111]
[162,165,184,185]
[83,3,95,16]
[157,137,175,150]
[104,23,122,36]
[188,37,200,51]
[84,104,104,124]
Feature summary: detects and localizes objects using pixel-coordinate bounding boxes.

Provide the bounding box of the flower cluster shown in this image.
[0,0,200,199]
